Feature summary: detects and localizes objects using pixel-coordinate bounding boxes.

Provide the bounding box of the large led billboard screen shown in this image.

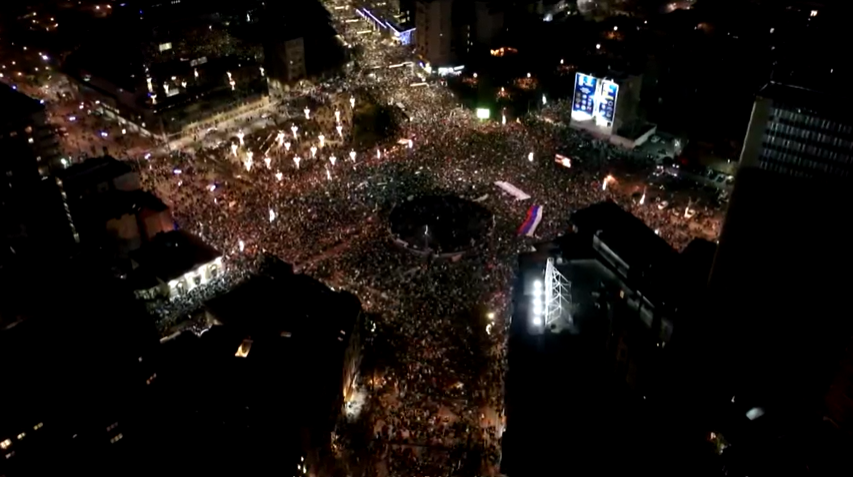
[572,73,598,119]
[596,80,618,124]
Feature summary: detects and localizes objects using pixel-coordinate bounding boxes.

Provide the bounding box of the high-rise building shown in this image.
[0,85,64,255]
[0,84,62,180]
[415,0,456,67]
[738,81,853,180]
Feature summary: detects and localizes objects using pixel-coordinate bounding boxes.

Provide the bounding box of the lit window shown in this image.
[0,439,11,449]
[110,433,123,444]
[16,433,25,440]
[28,137,34,143]
[33,422,44,430]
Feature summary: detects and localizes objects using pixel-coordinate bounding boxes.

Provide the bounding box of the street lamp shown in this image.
[294,156,301,169]
[310,146,317,158]
[350,96,355,108]
[291,125,298,139]
[231,143,238,156]
[349,150,356,162]
[335,109,341,123]
[336,124,343,137]
[237,130,244,146]
[528,152,534,162]
[330,155,337,166]
[318,134,325,147]
[284,141,291,152]
[304,107,311,120]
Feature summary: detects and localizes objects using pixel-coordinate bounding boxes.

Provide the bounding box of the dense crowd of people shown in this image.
[129,1,727,475]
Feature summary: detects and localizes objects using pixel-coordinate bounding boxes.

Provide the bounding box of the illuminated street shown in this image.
[0,1,722,476]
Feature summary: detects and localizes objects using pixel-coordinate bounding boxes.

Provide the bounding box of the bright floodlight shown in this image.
[264,156,271,169]
[475,108,490,120]
[330,155,337,166]
[528,152,534,162]
[527,72,531,78]
[304,107,310,120]
[326,168,332,181]
[532,316,543,326]
[336,124,343,137]
[244,159,253,172]
[350,96,355,108]
[596,43,601,50]
[533,280,543,290]
[746,407,765,421]
[238,240,245,252]
[335,109,341,122]
[275,171,283,182]
[318,134,325,147]
[376,149,381,159]
[259,66,265,77]
[269,208,276,223]
[237,130,244,146]
[349,150,356,162]
[640,191,646,205]
[284,141,291,152]
[542,94,547,105]
[291,125,298,139]
[276,131,285,146]
[310,146,317,158]
[502,114,506,125]
[293,156,301,169]
[407,139,413,149]
[231,143,238,156]
[602,174,613,191]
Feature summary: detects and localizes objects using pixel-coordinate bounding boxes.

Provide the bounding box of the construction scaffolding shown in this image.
[544,257,572,326]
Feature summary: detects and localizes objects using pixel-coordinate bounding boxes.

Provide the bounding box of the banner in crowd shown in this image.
[494,181,530,201]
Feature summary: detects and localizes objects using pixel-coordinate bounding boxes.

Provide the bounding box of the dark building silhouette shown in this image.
[503,202,711,476]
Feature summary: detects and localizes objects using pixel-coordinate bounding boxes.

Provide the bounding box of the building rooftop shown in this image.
[756,81,844,117]
[205,258,361,341]
[571,201,676,270]
[80,189,168,223]
[131,230,220,283]
[55,156,134,189]
[0,83,44,120]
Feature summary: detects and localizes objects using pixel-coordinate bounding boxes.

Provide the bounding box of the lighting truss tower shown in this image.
[544,257,571,326]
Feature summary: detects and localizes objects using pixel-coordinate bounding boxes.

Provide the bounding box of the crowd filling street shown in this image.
[21,1,724,475]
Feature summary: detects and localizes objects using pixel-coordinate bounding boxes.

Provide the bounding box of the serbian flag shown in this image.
[518,205,543,237]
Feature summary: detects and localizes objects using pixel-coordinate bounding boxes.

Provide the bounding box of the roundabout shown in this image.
[390,195,493,256]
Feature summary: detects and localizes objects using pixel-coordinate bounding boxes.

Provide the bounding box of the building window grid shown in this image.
[764,123,853,162]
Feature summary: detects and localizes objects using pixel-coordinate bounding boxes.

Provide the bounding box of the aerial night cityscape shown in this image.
[2,0,853,476]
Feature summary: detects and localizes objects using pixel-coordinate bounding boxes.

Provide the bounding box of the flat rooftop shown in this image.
[131,230,220,283]
[0,84,44,120]
[571,201,675,268]
[205,259,361,341]
[55,156,133,188]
